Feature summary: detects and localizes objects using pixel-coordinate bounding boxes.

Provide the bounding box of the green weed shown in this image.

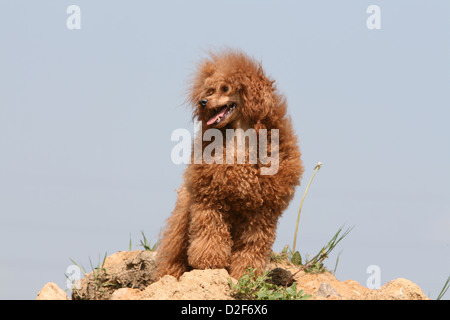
[230,267,311,300]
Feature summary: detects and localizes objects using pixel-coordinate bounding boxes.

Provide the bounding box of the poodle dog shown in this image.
[156,49,304,279]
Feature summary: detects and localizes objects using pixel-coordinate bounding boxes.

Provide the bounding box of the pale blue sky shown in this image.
[0,1,449,299]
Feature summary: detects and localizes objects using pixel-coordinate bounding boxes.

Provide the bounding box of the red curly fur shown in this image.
[156,49,304,279]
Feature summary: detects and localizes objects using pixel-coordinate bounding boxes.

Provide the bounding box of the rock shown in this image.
[315,281,342,299]
[110,288,143,300]
[37,282,70,300]
[377,278,429,300]
[294,273,430,300]
[72,250,157,300]
[140,269,233,300]
[270,259,430,300]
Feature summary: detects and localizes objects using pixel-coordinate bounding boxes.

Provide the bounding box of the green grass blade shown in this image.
[69,258,86,274]
[333,250,343,275]
[101,251,108,268]
[437,275,450,300]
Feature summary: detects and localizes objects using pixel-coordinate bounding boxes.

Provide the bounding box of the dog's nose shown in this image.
[199,99,208,108]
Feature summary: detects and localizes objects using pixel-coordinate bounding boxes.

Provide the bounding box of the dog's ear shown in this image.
[187,59,217,121]
[191,60,215,98]
[239,65,276,126]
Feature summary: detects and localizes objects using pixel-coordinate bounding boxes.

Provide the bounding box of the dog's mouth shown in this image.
[206,103,237,126]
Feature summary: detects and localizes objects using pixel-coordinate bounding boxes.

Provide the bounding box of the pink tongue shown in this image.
[207,106,229,125]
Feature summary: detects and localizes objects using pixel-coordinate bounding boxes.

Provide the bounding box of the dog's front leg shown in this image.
[187,202,232,270]
[229,210,279,279]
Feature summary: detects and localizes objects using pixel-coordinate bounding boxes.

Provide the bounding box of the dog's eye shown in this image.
[206,89,214,96]
[221,86,229,93]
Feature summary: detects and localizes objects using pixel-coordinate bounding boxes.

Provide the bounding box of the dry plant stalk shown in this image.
[292,162,322,254]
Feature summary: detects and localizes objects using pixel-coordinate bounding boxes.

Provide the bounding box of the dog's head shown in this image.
[188,50,279,129]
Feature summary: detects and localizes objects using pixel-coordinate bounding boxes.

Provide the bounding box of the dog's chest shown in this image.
[222,131,257,165]
[188,160,261,200]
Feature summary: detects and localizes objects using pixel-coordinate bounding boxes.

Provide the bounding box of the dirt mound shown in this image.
[37,250,429,300]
